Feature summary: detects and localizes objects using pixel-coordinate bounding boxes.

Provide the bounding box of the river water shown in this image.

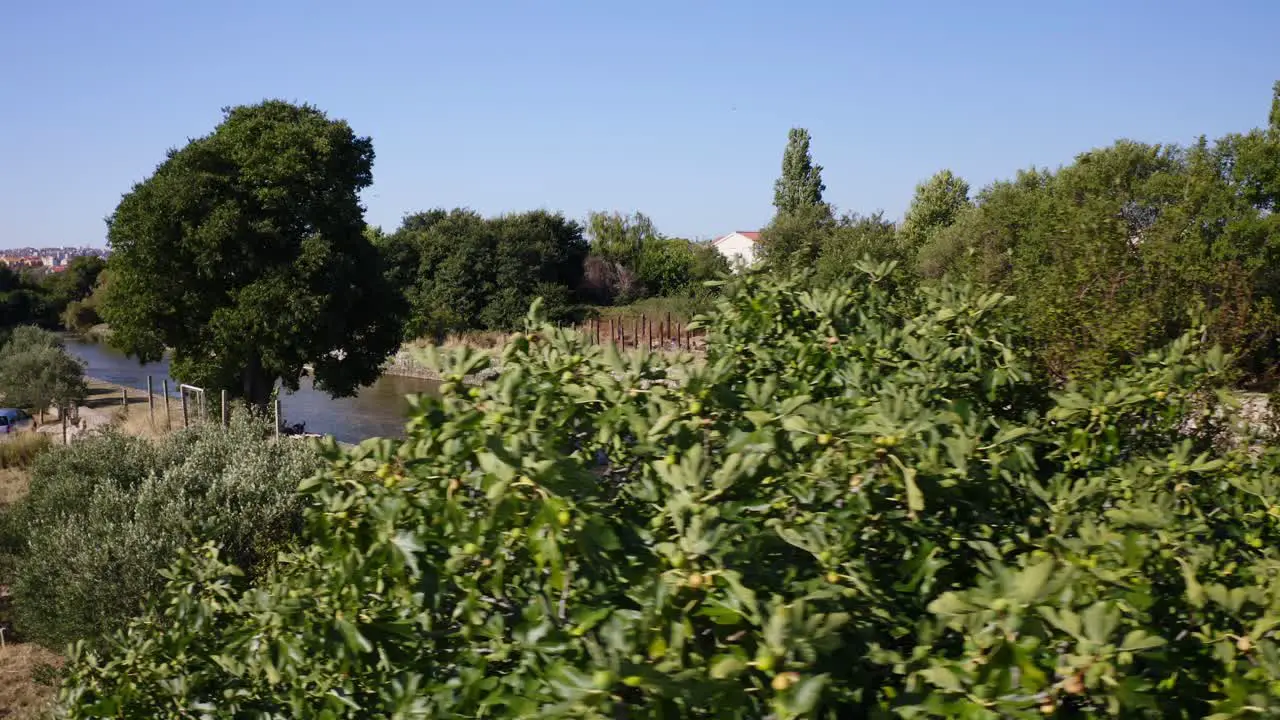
[63,337,440,444]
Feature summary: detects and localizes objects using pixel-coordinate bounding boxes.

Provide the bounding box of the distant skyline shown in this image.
[3,0,1279,248]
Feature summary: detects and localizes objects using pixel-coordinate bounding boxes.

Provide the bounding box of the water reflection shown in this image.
[62,336,439,444]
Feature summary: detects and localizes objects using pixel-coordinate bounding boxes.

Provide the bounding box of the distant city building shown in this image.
[0,246,106,269]
[711,231,761,268]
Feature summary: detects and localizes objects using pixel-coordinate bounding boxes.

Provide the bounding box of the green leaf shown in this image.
[390,531,423,576]
[476,450,516,482]
[788,673,828,714]
[781,415,810,433]
[1010,559,1054,603]
[1180,561,1206,609]
[709,655,747,679]
[917,666,964,692]
[903,466,924,513]
[1119,630,1165,652]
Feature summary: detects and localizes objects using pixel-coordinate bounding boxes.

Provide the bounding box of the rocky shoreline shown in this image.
[380,348,501,385]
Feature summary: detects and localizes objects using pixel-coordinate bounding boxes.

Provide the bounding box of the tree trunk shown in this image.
[241,355,273,413]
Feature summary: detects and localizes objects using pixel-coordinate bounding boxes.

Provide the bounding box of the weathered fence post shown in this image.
[61,406,68,445]
[221,390,228,428]
[181,391,189,429]
[122,387,128,408]
[273,398,282,439]
[147,376,155,427]
[163,380,171,429]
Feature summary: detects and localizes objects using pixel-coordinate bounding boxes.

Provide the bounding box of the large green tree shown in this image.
[772,128,829,217]
[42,256,107,311]
[100,101,404,407]
[390,208,589,339]
[897,169,972,255]
[586,211,660,270]
[919,125,1280,382]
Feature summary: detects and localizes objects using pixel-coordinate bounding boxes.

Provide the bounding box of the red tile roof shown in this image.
[712,230,761,246]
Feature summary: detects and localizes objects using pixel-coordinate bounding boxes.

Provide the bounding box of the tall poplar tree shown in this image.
[772,128,829,217]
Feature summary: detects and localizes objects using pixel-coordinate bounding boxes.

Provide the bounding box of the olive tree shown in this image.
[0,326,85,419]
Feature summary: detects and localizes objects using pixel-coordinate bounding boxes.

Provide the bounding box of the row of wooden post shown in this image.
[59,377,285,445]
[578,313,702,351]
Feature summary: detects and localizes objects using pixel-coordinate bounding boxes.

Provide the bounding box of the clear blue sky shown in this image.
[4,0,1278,248]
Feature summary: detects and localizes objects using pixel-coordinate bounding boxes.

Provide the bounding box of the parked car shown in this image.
[0,408,34,435]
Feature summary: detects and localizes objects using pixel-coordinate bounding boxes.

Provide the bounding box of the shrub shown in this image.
[2,410,322,650]
[57,266,1280,717]
[635,238,729,298]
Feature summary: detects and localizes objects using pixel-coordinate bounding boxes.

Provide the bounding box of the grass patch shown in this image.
[0,468,29,508]
[0,640,62,719]
[0,435,51,471]
[83,378,187,438]
[594,296,705,324]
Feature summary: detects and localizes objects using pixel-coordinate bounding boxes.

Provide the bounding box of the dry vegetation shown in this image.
[0,468,30,509]
[0,434,50,471]
[0,640,62,719]
[0,445,55,719]
[81,378,190,439]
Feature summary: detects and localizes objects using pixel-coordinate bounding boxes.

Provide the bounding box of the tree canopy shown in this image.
[772,128,829,217]
[897,169,972,255]
[100,100,404,407]
[916,128,1280,382]
[386,208,590,339]
[0,326,86,417]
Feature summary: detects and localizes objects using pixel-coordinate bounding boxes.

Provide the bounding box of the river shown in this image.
[63,337,440,444]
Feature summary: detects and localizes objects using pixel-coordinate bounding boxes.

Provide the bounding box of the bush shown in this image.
[2,410,323,650]
[56,267,1280,717]
[635,238,729,298]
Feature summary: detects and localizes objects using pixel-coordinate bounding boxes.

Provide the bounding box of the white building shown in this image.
[711,231,761,268]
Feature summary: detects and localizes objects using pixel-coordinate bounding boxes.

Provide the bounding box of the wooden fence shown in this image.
[570,314,706,352]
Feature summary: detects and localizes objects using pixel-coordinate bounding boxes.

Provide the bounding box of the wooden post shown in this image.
[181,391,189,429]
[61,406,68,445]
[163,380,171,429]
[122,387,128,408]
[147,376,155,427]
[273,398,281,438]
[221,390,228,428]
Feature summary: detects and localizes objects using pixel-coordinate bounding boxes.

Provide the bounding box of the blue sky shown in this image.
[3,0,1278,248]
